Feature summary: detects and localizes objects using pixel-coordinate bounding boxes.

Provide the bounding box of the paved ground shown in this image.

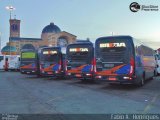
[0,71,160,114]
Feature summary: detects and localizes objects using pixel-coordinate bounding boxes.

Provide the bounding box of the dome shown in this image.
[1,46,17,52]
[42,22,61,34]
[1,46,17,55]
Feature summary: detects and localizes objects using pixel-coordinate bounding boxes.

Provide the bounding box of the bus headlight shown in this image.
[67,73,71,75]
[95,76,102,79]
[123,76,132,80]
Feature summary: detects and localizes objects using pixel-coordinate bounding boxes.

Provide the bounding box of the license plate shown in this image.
[75,74,81,77]
[104,64,114,68]
[108,77,117,81]
[48,72,53,74]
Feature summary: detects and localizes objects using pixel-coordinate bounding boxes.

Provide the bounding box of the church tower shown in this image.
[9,19,21,37]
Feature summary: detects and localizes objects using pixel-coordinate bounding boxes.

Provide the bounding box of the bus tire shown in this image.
[137,75,145,87]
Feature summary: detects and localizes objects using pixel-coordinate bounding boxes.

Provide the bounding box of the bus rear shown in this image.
[95,36,135,83]
[66,43,95,80]
[20,50,37,74]
[38,47,65,77]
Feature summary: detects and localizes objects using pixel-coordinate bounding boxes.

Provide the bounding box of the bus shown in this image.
[37,46,66,77]
[66,42,95,80]
[5,55,20,71]
[95,36,157,86]
[20,49,38,74]
[0,55,20,71]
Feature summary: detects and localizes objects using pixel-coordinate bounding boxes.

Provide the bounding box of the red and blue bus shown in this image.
[95,36,157,86]
[66,42,95,80]
[37,46,65,78]
[20,49,38,74]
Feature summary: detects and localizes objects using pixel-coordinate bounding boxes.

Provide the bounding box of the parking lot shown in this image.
[0,71,160,114]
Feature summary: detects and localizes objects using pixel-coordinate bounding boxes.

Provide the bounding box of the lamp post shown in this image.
[6,5,15,55]
[5,5,15,19]
[110,32,114,36]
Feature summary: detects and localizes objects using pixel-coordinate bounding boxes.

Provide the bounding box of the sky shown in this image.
[0,0,160,49]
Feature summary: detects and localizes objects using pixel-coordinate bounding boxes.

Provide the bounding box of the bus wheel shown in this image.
[137,76,145,87]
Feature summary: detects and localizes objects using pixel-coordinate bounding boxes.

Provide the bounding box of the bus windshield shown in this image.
[40,49,59,62]
[97,39,130,63]
[67,45,92,66]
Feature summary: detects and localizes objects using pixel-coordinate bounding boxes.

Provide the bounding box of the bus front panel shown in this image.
[95,36,135,83]
[66,44,94,79]
[39,48,63,77]
[20,52,37,74]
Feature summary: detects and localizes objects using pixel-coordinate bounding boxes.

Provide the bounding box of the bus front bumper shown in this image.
[20,69,37,75]
[66,72,94,79]
[40,71,64,77]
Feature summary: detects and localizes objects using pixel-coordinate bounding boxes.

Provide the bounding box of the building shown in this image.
[2,18,77,55]
[40,22,76,47]
[1,46,17,55]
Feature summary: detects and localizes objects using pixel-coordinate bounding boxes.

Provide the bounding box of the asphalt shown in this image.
[0,71,160,114]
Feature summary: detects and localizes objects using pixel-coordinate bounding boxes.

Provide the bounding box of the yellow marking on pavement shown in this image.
[143,94,159,113]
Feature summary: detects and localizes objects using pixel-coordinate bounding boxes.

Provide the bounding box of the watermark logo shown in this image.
[130,2,140,12]
[130,2,159,12]
[2,114,18,120]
